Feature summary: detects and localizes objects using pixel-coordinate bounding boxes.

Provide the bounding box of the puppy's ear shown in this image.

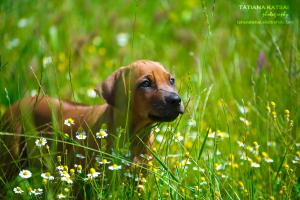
[95,67,129,106]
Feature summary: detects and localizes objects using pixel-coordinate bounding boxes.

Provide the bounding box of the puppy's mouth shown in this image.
[148,104,184,122]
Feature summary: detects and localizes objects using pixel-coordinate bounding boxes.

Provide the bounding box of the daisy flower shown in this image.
[237,140,245,148]
[137,184,145,191]
[215,163,225,171]
[87,168,100,179]
[239,117,251,126]
[156,134,164,142]
[264,157,274,163]
[124,172,134,178]
[43,56,52,67]
[199,176,207,185]
[292,151,300,164]
[154,127,160,133]
[35,137,47,147]
[13,187,24,194]
[59,171,70,178]
[87,88,97,98]
[29,188,43,196]
[64,118,74,127]
[250,161,260,168]
[61,176,73,184]
[135,176,147,183]
[96,129,108,139]
[57,193,66,199]
[19,169,32,179]
[187,119,196,127]
[74,164,82,173]
[174,132,184,142]
[75,153,85,159]
[108,164,122,171]
[76,131,87,140]
[208,130,229,139]
[57,165,64,171]
[116,32,128,47]
[97,158,111,165]
[261,152,274,163]
[41,172,54,180]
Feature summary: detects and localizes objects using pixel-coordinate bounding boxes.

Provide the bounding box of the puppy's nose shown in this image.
[166,94,181,105]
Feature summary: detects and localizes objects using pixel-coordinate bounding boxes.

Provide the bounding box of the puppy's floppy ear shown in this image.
[95,67,129,106]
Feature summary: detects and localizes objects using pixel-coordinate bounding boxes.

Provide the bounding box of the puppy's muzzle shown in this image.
[149,91,184,122]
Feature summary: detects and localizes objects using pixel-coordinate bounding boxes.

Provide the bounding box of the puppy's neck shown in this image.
[95,104,151,134]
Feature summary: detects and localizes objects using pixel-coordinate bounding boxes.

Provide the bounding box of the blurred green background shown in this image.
[1,0,299,108]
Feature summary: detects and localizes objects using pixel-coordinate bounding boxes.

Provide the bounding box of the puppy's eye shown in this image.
[170,78,175,86]
[139,80,152,88]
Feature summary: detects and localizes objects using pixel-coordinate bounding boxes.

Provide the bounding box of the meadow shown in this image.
[0,0,299,199]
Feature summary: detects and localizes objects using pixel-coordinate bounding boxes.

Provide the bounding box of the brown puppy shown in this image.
[0,60,184,178]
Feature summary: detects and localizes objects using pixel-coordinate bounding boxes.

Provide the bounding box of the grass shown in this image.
[0,0,300,199]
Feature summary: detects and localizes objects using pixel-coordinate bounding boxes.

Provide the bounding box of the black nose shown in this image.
[166,94,181,105]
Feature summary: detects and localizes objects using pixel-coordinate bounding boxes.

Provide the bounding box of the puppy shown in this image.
[0,60,184,178]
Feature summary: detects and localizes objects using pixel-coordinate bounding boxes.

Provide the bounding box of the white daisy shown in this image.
[64,118,74,127]
[19,169,32,179]
[87,89,97,98]
[174,132,184,142]
[61,176,73,184]
[116,33,128,47]
[43,56,52,68]
[124,172,134,178]
[239,117,251,126]
[29,188,43,196]
[18,18,29,28]
[41,172,54,180]
[6,38,20,49]
[250,161,260,168]
[13,186,24,194]
[135,176,146,183]
[56,193,66,199]
[215,163,225,171]
[97,158,111,165]
[156,134,164,142]
[237,140,245,148]
[30,89,37,97]
[35,137,47,147]
[187,119,196,127]
[263,157,274,163]
[76,131,87,140]
[96,129,108,139]
[208,130,229,139]
[75,153,85,159]
[57,165,64,171]
[108,164,122,171]
[154,127,160,133]
[59,171,70,178]
[237,104,249,115]
[87,168,100,179]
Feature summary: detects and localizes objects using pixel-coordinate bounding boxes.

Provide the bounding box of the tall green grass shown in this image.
[0,0,299,199]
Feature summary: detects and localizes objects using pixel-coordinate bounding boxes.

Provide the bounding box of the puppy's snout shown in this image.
[166,94,181,105]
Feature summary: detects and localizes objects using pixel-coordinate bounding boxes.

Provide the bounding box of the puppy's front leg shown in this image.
[131,131,154,164]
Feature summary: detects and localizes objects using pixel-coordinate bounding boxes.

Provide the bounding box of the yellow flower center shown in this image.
[113,164,118,169]
[100,131,106,136]
[90,168,96,174]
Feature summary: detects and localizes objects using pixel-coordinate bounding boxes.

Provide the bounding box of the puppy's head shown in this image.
[95,60,184,122]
